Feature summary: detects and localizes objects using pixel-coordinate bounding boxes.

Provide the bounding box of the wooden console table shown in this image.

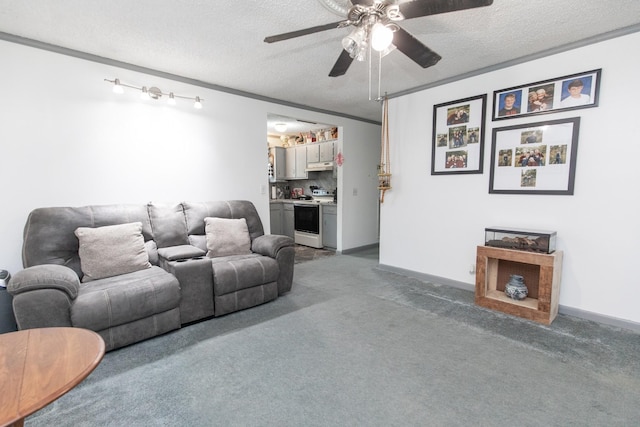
[475,245,563,325]
[0,327,105,427]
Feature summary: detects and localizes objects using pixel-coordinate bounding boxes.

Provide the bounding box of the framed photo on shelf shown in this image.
[431,94,486,175]
[489,117,580,195]
[492,69,601,121]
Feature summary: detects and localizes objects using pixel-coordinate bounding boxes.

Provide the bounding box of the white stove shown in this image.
[292,189,336,248]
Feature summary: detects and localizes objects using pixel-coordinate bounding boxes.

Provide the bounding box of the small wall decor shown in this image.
[431,94,486,175]
[492,69,601,121]
[378,97,391,203]
[489,117,580,195]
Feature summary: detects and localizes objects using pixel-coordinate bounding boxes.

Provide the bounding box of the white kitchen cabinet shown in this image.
[285,147,296,179]
[269,146,286,182]
[285,146,308,180]
[307,144,320,164]
[307,141,334,164]
[320,141,335,162]
[322,204,337,249]
[295,146,308,178]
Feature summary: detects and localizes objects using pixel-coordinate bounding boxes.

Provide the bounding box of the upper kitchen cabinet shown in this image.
[269,146,286,182]
[320,141,335,162]
[307,141,335,164]
[285,145,308,180]
[307,144,320,164]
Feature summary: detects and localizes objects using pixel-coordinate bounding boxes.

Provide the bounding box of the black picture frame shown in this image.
[489,117,580,195]
[492,69,601,121]
[431,94,486,175]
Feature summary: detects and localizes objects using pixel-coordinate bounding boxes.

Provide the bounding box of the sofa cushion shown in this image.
[22,204,153,278]
[211,255,279,296]
[148,203,189,248]
[75,222,151,282]
[188,235,207,252]
[182,201,265,241]
[205,217,252,257]
[71,266,180,331]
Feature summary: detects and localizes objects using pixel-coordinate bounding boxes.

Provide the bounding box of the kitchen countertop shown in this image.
[270,199,337,206]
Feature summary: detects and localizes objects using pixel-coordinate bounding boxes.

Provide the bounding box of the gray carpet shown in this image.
[27,248,640,426]
[294,244,335,264]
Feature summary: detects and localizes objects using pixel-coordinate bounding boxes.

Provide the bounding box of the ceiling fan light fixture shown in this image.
[342,26,366,57]
[379,43,397,58]
[371,22,393,52]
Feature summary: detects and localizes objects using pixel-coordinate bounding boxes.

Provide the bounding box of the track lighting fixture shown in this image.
[104,78,204,109]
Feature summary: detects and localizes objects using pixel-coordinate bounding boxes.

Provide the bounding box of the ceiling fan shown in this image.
[264,0,494,77]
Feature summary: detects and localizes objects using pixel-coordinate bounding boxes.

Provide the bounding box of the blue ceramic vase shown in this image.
[505,274,528,300]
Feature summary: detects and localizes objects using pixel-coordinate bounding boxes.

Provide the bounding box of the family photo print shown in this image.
[489,117,580,195]
[492,69,601,121]
[432,94,486,175]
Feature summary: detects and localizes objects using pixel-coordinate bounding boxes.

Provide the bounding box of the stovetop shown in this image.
[293,197,335,205]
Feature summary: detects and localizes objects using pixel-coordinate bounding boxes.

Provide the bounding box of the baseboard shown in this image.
[341,243,379,255]
[377,263,640,334]
[557,306,640,333]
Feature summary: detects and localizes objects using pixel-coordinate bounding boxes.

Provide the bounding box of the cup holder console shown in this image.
[176,256,204,263]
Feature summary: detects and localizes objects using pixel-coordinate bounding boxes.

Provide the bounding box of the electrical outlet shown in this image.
[260,184,267,195]
[469,263,476,274]
[352,187,358,196]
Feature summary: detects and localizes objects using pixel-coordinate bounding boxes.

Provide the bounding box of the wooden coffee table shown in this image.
[0,327,105,427]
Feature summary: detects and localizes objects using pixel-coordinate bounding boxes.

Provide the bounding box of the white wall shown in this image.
[338,116,382,251]
[0,40,381,275]
[380,31,640,325]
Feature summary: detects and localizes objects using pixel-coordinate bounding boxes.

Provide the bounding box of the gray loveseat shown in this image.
[8,200,294,351]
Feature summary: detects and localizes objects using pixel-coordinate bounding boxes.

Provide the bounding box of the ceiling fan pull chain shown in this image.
[377,50,382,101]
[368,42,372,101]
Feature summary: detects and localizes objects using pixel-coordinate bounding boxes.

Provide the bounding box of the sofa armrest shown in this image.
[9,264,80,300]
[252,234,294,258]
[9,264,79,329]
[157,245,206,261]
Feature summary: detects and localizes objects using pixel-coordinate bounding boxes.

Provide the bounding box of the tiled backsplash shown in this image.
[272,171,336,199]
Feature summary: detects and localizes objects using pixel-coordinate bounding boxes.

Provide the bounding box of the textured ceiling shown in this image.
[1,0,640,127]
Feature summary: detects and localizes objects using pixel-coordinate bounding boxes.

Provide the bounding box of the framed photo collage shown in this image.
[430,69,601,195]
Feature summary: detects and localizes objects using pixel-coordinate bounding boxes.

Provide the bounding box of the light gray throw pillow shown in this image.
[75,222,151,282]
[204,217,252,257]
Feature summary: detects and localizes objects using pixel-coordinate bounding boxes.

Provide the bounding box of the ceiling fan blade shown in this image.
[264,21,345,43]
[399,0,493,20]
[329,50,355,77]
[392,27,442,68]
